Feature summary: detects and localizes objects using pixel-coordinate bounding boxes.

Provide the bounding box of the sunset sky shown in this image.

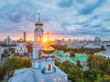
[0,0,110,41]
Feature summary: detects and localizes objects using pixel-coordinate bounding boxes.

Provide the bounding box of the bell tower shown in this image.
[34,13,44,43]
[32,14,44,69]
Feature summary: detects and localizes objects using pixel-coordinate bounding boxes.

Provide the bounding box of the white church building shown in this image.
[15,38,28,54]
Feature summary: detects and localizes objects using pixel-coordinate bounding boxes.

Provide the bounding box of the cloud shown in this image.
[58,0,73,8]
[6,2,37,23]
[0,0,110,40]
[74,0,105,15]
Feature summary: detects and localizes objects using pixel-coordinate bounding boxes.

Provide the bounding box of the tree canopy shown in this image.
[0,56,32,80]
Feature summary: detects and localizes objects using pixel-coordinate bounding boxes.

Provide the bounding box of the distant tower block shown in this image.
[0,48,1,61]
[24,32,26,42]
[6,35,11,45]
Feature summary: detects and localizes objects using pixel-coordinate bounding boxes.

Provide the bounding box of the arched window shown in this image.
[38,35,42,42]
[38,50,42,59]
[47,64,51,71]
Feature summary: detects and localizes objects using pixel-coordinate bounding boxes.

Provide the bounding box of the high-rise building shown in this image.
[107,46,110,55]
[0,47,1,61]
[60,38,65,45]
[66,39,80,49]
[83,39,88,46]
[24,32,26,42]
[55,39,61,45]
[94,37,101,46]
[6,35,11,45]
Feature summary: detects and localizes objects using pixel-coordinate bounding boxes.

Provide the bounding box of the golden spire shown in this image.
[38,13,40,22]
[35,13,43,26]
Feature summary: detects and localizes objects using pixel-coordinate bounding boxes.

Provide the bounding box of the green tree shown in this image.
[27,43,33,52]
[77,60,82,68]
[100,45,105,51]
[85,51,94,54]
[84,68,106,81]
[87,55,106,69]
[68,66,84,81]
[95,74,103,82]
[62,61,75,73]
[0,56,32,80]
[69,50,75,57]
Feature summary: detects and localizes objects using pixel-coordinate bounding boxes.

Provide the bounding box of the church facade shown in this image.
[15,38,28,54]
[32,16,57,73]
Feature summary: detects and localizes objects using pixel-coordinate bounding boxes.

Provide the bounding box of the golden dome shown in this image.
[20,37,23,40]
[35,22,43,26]
[35,16,43,26]
[42,45,54,51]
[15,49,17,51]
[19,49,23,51]
[26,48,28,51]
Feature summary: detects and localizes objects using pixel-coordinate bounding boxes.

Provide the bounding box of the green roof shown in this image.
[77,56,88,61]
[64,52,70,54]
[58,55,66,60]
[68,56,88,62]
[75,53,89,57]
[56,52,89,62]
[68,57,76,62]
[83,53,89,56]
[75,53,82,57]
[54,50,64,54]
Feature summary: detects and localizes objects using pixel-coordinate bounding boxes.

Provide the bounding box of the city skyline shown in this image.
[0,0,110,40]
[2,34,110,42]
[1,1,110,82]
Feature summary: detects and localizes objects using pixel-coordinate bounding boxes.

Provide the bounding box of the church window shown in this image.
[47,64,51,71]
[38,35,42,42]
[38,50,42,58]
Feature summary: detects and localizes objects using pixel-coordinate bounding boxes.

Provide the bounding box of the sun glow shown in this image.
[43,38,47,42]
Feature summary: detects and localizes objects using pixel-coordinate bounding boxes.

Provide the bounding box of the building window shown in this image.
[38,50,42,58]
[38,35,42,42]
[47,64,51,71]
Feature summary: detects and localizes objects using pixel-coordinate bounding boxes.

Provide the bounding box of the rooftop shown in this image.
[9,66,67,82]
[57,52,89,62]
